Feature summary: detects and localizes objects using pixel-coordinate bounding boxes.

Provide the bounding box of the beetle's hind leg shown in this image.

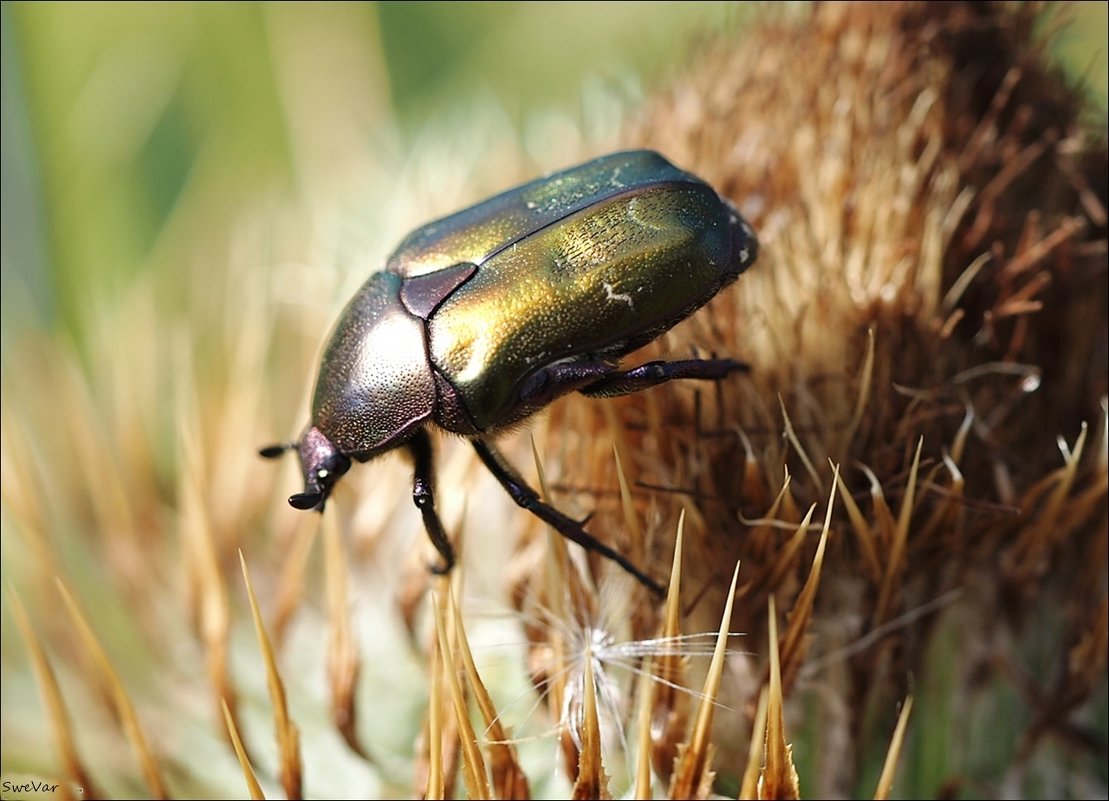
[472,439,665,597]
[579,358,747,398]
[406,429,455,575]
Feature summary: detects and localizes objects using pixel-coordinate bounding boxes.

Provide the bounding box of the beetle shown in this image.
[262,150,758,596]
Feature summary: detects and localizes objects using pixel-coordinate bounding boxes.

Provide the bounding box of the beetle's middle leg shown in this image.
[406,428,455,574]
[579,358,747,398]
[472,438,665,597]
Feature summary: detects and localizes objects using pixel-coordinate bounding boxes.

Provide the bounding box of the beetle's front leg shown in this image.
[579,358,748,398]
[406,429,454,574]
[472,439,665,597]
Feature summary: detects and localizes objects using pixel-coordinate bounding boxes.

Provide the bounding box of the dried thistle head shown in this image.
[530,0,1108,793]
[1,3,1105,800]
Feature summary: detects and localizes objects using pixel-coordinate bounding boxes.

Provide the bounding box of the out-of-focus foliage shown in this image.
[0,1,739,345]
[2,2,1103,344]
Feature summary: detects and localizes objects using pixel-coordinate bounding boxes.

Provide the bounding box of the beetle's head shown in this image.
[259,426,351,512]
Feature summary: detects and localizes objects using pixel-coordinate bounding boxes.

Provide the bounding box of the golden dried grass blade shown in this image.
[0,416,59,585]
[178,412,237,758]
[780,395,824,496]
[840,327,875,456]
[743,472,793,559]
[239,552,302,800]
[762,504,816,595]
[949,406,974,466]
[1009,422,1089,578]
[448,588,530,800]
[760,595,800,800]
[531,435,573,607]
[832,458,881,580]
[669,560,741,800]
[737,426,770,510]
[1066,595,1108,703]
[425,614,446,801]
[272,515,319,649]
[1100,399,1108,471]
[873,696,913,800]
[779,465,838,691]
[599,395,635,494]
[650,514,688,784]
[613,442,653,587]
[531,436,585,778]
[778,467,802,524]
[941,252,992,312]
[660,512,678,634]
[221,697,265,800]
[875,438,923,627]
[572,652,612,800]
[67,355,138,577]
[663,511,685,640]
[634,654,656,800]
[532,436,593,615]
[859,463,896,551]
[916,450,965,544]
[737,685,769,801]
[1062,467,1109,541]
[647,512,683,781]
[7,586,98,801]
[322,511,369,760]
[434,578,462,799]
[57,578,169,799]
[614,443,643,547]
[432,591,491,800]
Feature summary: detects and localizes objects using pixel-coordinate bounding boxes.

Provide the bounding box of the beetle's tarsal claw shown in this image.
[429,557,453,576]
[288,492,323,511]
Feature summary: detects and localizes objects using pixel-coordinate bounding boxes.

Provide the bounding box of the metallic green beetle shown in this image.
[262,150,758,594]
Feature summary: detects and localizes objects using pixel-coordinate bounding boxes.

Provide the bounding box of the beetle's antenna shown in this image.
[259,442,297,459]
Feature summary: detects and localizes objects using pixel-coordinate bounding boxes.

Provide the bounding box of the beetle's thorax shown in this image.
[310,271,437,458]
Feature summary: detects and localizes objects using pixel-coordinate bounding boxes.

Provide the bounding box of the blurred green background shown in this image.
[0,1,748,346]
[2,1,1105,348]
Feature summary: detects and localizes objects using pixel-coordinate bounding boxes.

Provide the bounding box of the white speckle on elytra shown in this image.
[602,281,634,309]
[627,196,663,230]
[739,247,750,262]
